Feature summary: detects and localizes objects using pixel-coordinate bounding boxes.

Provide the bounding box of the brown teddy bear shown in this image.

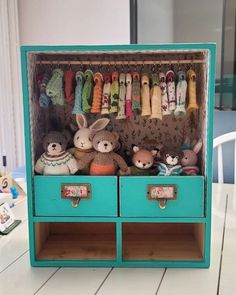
[78,130,129,176]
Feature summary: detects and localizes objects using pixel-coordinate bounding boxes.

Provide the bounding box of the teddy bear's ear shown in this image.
[76,114,88,129]
[112,132,119,142]
[132,145,140,153]
[70,123,78,133]
[62,130,71,143]
[151,150,157,156]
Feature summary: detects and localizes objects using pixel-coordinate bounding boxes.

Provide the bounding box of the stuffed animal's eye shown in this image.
[77,136,79,140]
[97,141,100,144]
[148,162,150,165]
[59,142,62,145]
[138,160,141,163]
[176,156,179,159]
[185,157,188,159]
[89,138,92,142]
[111,142,113,145]
[47,143,50,146]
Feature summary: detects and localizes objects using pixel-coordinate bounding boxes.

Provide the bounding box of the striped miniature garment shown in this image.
[91,72,103,113]
[72,71,84,114]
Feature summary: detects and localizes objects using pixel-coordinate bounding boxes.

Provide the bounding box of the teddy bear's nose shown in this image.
[104,143,108,147]
[143,163,146,167]
[171,156,175,159]
[52,144,56,148]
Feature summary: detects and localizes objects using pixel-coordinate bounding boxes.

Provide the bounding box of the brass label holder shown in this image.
[147,185,177,209]
[61,184,91,208]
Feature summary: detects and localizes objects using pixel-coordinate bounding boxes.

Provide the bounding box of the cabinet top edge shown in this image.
[20,43,216,54]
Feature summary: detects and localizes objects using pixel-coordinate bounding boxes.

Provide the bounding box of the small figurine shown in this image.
[181,138,202,175]
[130,145,157,176]
[35,131,78,175]
[0,173,19,199]
[78,130,130,176]
[158,151,182,176]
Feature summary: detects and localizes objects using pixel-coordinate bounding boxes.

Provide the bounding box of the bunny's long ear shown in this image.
[193,139,202,154]
[89,118,110,131]
[76,114,87,129]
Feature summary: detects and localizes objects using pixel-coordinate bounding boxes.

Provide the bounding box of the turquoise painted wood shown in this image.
[120,176,204,217]
[34,175,117,216]
[20,43,216,268]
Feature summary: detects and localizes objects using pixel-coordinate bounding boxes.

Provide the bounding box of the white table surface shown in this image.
[0,183,235,295]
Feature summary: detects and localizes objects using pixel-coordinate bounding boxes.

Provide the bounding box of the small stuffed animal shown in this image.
[35,131,78,175]
[78,130,129,176]
[158,151,182,176]
[71,114,110,174]
[130,145,157,176]
[181,139,202,175]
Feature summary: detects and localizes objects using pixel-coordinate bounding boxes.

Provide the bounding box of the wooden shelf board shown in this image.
[123,234,203,261]
[37,234,116,260]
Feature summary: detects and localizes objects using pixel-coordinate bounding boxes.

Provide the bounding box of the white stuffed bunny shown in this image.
[181,138,202,175]
[71,114,110,174]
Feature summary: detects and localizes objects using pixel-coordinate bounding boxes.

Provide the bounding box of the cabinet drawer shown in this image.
[34,176,117,216]
[120,176,204,217]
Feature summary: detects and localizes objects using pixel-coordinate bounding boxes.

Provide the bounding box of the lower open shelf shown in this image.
[34,221,205,263]
[35,222,116,260]
[122,223,205,261]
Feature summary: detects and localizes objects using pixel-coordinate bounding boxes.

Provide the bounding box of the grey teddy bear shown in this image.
[35,131,78,175]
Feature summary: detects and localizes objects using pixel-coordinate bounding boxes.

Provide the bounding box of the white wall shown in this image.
[18,0,130,45]
[173,0,223,79]
[138,0,174,43]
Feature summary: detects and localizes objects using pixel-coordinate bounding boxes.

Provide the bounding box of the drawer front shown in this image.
[120,176,204,217]
[34,176,117,216]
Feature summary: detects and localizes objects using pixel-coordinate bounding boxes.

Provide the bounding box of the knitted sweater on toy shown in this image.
[35,151,78,175]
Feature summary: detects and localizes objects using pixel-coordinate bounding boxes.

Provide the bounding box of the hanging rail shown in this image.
[36,59,205,65]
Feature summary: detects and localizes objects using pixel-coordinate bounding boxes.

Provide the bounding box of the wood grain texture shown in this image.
[0,252,57,295]
[0,220,29,272]
[218,185,236,295]
[122,223,204,261]
[97,268,165,295]
[36,222,116,260]
[156,183,227,295]
[36,267,112,295]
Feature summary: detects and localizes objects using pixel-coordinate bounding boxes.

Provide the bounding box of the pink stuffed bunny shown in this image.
[181,139,202,175]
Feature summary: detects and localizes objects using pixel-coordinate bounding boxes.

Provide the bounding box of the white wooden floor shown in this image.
[0,183,235,295]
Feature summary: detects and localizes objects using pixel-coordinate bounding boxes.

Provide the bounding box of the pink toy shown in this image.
[181,139,202,175]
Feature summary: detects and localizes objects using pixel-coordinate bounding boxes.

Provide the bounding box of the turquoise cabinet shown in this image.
[21,43,215,268]
[34,176,117,217]
[120,176,204,217]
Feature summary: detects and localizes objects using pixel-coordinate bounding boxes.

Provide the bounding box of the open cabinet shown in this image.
[21,44,215,267]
